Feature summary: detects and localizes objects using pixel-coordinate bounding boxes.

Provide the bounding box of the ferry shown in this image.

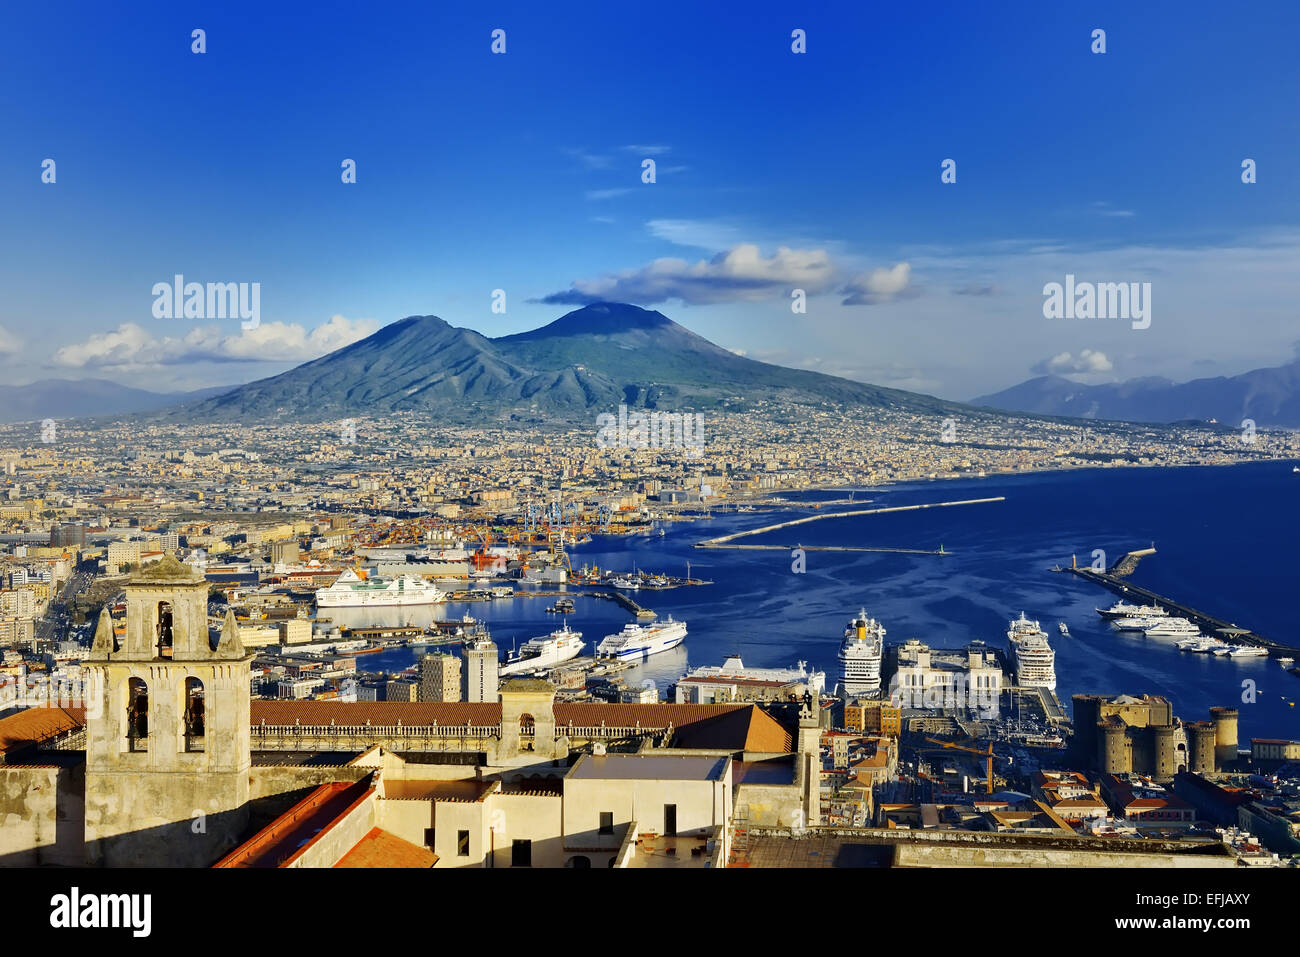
[838,609,885,696]
[682,655,827,697]
[499,623,585,676]
[595,616,687,661]
[1096,601,1168,621]
[1008,612,1056,691]
[1143,618,1201,639]
[315,568,446,608]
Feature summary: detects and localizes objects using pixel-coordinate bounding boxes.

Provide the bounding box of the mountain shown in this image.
[971,359,1300,427]
[0,379,231,425]
[175,302,966,424]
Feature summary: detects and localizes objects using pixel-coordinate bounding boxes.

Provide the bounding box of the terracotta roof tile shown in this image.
[334,827,436,868]
[0,707,86,756]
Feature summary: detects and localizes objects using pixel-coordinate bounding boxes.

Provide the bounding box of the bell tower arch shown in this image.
[83,556,252,866]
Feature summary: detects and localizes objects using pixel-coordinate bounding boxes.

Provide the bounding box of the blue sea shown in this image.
[357,461,1300,744]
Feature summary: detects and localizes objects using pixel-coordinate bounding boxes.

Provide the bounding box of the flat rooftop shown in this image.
[570,753,729,782]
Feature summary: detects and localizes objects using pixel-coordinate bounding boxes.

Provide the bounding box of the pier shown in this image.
[694,496,1005,549]
[589,587,657,619]
[1059,554,1299,654]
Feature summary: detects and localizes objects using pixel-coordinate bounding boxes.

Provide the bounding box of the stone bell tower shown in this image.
[83,556,252,866]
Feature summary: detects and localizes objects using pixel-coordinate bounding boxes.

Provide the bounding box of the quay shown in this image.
[694,496,1005,549]
[1059,551,1299,654]
[698,544,947,555]
[588,587,657,619]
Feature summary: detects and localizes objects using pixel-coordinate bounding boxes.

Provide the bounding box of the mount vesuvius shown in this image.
[174,303,964,424]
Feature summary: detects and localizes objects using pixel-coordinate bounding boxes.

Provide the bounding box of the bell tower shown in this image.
[83,556,252,866]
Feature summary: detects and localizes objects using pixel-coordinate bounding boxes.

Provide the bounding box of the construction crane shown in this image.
[921,736,995,795]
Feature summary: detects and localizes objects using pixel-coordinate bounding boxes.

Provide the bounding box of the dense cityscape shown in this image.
[1,406,1297,873]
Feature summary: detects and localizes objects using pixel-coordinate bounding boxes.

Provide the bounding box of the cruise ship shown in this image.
[499,623,585,676]
[1143,617,1200,639]
[1007,612,1056,691]
[838,609,885,696]
[315,568,446,608]
[1096,601,1168,620]
[595,616,687,661]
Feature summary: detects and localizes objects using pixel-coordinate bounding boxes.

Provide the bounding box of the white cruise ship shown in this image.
[1143,617,1200,639]
[838,609,885,696]
[315,568,446,608]
[595,616,687,661]
[499,623,585,676]
[1007,611,1056,691]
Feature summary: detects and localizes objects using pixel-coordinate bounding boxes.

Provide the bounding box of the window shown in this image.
[127,677,149,751]
[424,828,435,848]
[511,839,531,867]
[184,677,205,751]
[664,804,677,837]
[599,812,614,835]
[156,601,174,658]
[457,830,470,857]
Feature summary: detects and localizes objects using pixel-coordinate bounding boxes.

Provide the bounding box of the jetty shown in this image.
[694,496,1006,550]
[1058,549,1299,654]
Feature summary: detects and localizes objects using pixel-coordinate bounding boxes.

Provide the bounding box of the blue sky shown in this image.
[2,0,1297,397]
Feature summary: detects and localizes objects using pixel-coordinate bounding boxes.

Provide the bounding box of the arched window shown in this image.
[567,855,591,869]
[184,677,205,751]
[127,678,149,751]
[156,601,174,658]
[519,713,535,752]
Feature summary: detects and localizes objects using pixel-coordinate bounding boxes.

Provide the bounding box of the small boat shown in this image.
[1279,656,1295,665]
[1058,622,1069,637]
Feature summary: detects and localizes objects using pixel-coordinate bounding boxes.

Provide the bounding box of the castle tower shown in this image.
[1187,721,1217,775]
[83,556,252,866]
[1209,707,1239,767]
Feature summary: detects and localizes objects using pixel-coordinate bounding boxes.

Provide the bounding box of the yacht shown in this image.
[1113,615,1170,631]
[1227,645,1268,658]
[1058,622,1069,637]
[315,568,445,608]
[1143,618,1201,639]
[595,616,687,661]
[499,623,585,676]
[1008,612,1056,691]
[1097,600,1169,620]
[838,609,885,696]
[1177,636,1225,653]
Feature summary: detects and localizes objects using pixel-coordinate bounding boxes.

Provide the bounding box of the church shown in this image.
[0,557,820,867]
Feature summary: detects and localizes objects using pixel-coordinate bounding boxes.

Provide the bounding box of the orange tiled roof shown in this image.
[215,776,375,868]
[0,707,86,756]
[335,827,436,868]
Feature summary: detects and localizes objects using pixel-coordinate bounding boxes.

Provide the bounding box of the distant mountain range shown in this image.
[971,358,1300,428]
[172,302,967,424]
[0,379,230,425]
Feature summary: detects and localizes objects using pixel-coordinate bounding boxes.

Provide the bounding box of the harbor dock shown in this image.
[1059,550,1299,654]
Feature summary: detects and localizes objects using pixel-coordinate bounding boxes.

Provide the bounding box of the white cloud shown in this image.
[537,243,835,306]
[51,314,380,370]
[1034,349,1114,375]
[0,325,21,355]
[841,263,916,305]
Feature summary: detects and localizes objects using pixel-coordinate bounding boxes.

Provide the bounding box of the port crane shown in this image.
[920,736,995,795]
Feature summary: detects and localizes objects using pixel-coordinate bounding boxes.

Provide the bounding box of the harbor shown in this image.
[1058,548,1300,655]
